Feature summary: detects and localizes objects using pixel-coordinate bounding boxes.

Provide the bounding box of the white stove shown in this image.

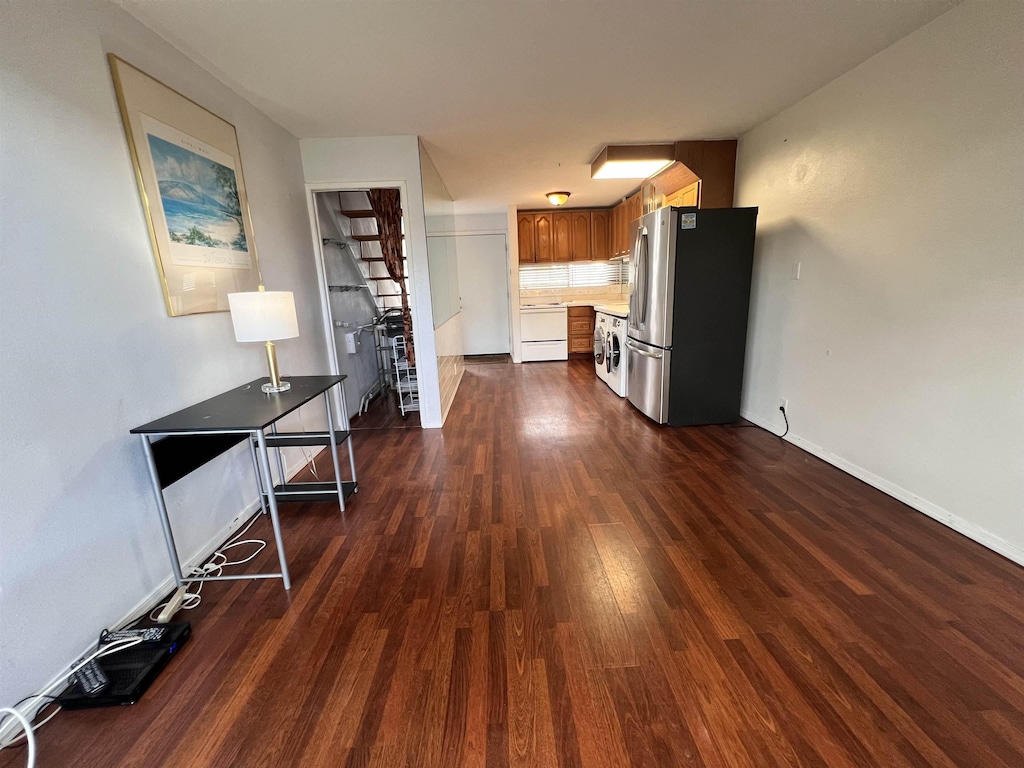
[594,310,628,397]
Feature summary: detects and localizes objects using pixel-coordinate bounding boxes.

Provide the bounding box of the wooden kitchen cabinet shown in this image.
[552,212,572,262]
[517,213,535,263]
[590,209,611,260]
[518,211,555,263]
[517,207,613,262]
[628,191,642,227]
[534,212,553,262]
[570,210,591,261]
[611,201,624,257]
[664,180,700,208]
[567,306,595,354]
[612,196,638,258]
[619,192,642,257]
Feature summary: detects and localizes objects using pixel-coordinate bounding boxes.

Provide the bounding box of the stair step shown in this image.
[338,209,376,218]
[351,234,404,242]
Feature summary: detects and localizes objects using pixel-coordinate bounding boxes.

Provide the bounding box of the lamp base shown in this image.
[262,380,291,394]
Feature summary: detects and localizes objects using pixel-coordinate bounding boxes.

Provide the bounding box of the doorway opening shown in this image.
[311,189,420,429]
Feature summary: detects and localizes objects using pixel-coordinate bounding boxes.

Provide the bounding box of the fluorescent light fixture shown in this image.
[228,288,299,393]
[546,191,571,206]
[591,144,675,180]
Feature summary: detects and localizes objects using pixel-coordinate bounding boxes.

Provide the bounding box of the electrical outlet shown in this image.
[779,398,789,412]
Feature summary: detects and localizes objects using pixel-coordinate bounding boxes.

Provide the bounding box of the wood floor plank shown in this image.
[10,359,1024,768]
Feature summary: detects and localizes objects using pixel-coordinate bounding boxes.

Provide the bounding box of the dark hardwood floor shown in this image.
[350,387,421,430]
[8,359,1024,767]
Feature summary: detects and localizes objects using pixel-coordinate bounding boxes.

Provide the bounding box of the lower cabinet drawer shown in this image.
[521,340,568,362]
[569,318,592,334]
[569,336,593,353]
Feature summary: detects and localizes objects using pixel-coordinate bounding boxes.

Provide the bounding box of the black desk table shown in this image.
[131,375,357,590]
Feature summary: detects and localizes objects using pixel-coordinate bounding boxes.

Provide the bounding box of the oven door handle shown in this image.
[625,340,663,360]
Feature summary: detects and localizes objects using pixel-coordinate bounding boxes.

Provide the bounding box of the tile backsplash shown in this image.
[520,285,629,306]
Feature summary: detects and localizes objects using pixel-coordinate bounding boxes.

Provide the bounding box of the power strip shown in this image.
[156,586,189,624]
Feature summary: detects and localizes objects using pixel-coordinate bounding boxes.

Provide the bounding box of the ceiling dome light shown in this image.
[546,191,571,206]
[591,144,675,179]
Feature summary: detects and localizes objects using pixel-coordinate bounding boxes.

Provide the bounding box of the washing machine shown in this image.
[594,311,628,397]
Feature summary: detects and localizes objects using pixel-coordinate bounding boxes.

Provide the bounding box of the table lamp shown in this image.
[228,287,299,393]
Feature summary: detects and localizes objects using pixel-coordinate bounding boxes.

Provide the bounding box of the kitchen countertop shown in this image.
[521,300,629,319]
[594,303,629,318]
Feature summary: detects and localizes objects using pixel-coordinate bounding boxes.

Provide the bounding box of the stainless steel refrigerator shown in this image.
[626,206,758,426]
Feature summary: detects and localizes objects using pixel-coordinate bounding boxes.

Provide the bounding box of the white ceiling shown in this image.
[119,0,953,214]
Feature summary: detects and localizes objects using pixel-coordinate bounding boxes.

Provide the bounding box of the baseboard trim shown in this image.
[440,364,466,425]
[1,456,308,735]
[740,409,1024,568]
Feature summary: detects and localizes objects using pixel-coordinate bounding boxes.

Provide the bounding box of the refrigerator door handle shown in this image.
[638,228,650,327]
[628,259,638,325]
[625,339,663,359]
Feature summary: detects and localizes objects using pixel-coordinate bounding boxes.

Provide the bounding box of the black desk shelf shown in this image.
[266,480,358,504]
[131,375,357,591]
[263,430,350,448]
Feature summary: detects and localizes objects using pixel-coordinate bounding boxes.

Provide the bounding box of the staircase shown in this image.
[335,191,408,315]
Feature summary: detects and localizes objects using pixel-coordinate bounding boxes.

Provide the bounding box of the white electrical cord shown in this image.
[148,511,267,621]
[0,635,146,759]
[0,709,34,768]
[0,481,283,762]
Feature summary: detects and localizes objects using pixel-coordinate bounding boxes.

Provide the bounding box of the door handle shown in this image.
[625,340,663,359]
[639,231,650,326]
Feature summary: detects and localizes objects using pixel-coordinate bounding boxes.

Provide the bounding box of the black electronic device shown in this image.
[59,622,191,709]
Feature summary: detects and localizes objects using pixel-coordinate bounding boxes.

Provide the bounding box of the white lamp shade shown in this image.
[228,291,299,342]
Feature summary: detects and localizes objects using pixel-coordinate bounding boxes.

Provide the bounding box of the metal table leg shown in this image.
[324,389,346,512]
[254,429,292,590]
[140,435,185,587]
[248,437,269,517]
[269,422,286,486]
[338,383,358,488]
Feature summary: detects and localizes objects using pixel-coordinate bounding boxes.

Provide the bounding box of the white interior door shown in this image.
[456,233,511,355]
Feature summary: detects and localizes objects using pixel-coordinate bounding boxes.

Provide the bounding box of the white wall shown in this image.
[453,212,510,233]
[300,137,445,427]
[434,314,466,423]
[736,1,1024,564]
[506,206,523,363]
[0,0,326,708]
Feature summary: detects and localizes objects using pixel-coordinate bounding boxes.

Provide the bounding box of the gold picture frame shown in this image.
[108,54,260,316]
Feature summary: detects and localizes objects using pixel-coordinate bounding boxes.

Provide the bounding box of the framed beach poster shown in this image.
[108,54,260,316]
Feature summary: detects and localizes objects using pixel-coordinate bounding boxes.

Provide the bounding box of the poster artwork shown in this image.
[141,114,253,270]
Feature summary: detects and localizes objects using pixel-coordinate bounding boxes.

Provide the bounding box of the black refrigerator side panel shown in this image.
[667,207,757,426]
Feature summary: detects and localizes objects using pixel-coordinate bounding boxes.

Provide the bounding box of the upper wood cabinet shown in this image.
[623,192,643,256]
[590,209,611,260]
[518,211,557,263]
[628,191,642,227]
[517,213,536,263]
[609,192,644,258]
[611,202,623,257]
[534,212,553,262]
[663,180,700,208]
[517,207,613,262]
[570,210,591,261]
[552,212,572,262]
